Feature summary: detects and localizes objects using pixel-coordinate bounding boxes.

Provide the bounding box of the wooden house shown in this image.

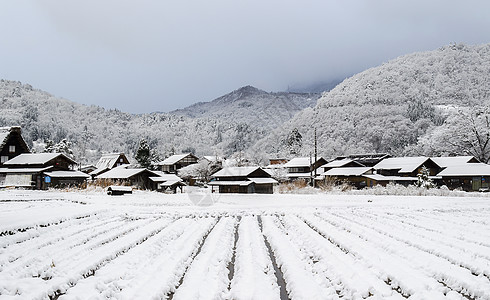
[320,158,365,173]
[90,153,130,178]
[156,153,199,174]
[95,165,159,190]
[283,157,327,181]
[0,153,85,189]
[209,166,277,194]
[437,162,490,191]
[149,171,186,193]
[0,126,30,166]
[373,156,442,177]
[321,167,373,189]
[334,153,391,167]
[362,174,418,187]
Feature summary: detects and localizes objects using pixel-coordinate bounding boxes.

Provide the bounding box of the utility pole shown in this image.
[314,127,317,188]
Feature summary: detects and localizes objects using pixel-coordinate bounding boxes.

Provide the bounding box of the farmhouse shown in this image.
[90,153,130,178]
[157,153,199,174]
[321,167,373,189]
[0,126,30,166]
[373,156,442,177]
[437,163,490,191]
[149,171,186,193]
[0,153,85,189]
[209,166,277,194]
[283,157,327,181]
[320,158,365,173]
[95,165,159,190]
[333,153,391,167]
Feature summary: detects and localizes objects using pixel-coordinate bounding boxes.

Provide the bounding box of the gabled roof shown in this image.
[150,171,182,182]
[94,153,128,169]
[44,170,90,178]
[3,153,76,166]
[323,167,373,177]
[373,157,436,173]
[431,156,479,168]
[363,174,418,182]
[212,166,261,177]
[157,153,196,166]
[96,165,158,179]
[284,157,325,168]
[437,163,490,177]
[0,126,29,153]
[321,158,364,169]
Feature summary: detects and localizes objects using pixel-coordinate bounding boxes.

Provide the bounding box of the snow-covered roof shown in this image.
[208,181,253,186]
[201,156,222,163]
[96,165,157,179]
[159,180,186,187]
[150,174,183,182]
[363,174,418,181]
[373,157,433,173]
[437,163,490,177]
[249,178,278,184]
[44,170,90,178]
[94,153,127,170]
[286,172,313,178]
[323,167,373,177]
[284,157,324,168]
[321,158,363,169]
[431,156,478,168]
[0,127,12,148]
[157,153,194,166]
[3,153,75,166]
[0,167,52,173]
[212,167,261,177]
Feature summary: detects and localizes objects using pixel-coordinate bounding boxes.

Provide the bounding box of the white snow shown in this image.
[0,190,489,299]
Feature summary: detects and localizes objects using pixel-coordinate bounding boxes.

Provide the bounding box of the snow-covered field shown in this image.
[0,190,489,300]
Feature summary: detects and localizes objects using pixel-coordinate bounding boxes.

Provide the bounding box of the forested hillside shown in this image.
[0,82,318,164]
[256,43,490,162]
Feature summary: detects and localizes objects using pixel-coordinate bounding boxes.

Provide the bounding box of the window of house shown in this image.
[120,158,123,162]
[9,145,15,153]
[1,156,8,163]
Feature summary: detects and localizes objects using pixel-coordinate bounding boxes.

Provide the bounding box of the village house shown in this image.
[0,153,87,189]
[0,126,30,166]
[95,164,159,190]
[149,171,186,193]
[156,153,199,174]
[320,158,365,173]
[283,157,327,181]
[333,153,391,167]
[209,166,277,194]
[373,156,442,177]
[321,167,374,189]
[437,163,490,191]
[90,153,130,178]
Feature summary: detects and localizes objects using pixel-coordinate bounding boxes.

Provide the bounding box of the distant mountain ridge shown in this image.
[172,85,320,129]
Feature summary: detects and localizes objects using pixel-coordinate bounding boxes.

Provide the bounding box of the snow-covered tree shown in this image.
[178,159,221,182]
[286,128,303,155]
[43,139,74,159]
[416,166,434,189]
[135,139,151,169]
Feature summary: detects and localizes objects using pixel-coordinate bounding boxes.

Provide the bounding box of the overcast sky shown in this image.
[1,1,489,113]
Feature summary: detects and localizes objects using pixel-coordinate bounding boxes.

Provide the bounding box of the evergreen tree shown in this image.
[135,139,151,169]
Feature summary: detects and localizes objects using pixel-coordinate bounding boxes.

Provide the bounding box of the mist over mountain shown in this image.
[255,43,490,161]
